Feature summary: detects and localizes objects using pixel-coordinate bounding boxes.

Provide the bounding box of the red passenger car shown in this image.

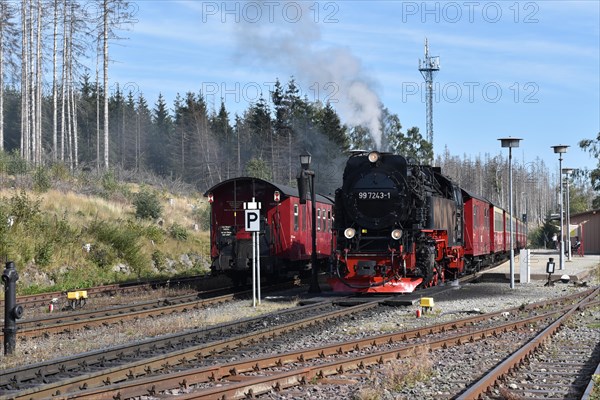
[462,190,492,271]
[204,177,333,283]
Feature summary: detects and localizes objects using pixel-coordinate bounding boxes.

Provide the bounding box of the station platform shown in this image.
[481,249,600,283]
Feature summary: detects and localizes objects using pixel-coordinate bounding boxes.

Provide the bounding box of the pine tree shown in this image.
[148,93,172,177]
[317,102,348,151]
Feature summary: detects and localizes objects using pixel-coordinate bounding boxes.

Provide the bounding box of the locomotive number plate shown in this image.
[357,191,392,200]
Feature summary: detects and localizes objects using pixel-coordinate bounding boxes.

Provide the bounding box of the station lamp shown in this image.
[551,145,569,271]
[498,137,522,289]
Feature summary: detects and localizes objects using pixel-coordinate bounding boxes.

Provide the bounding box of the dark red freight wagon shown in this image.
[204,177,333,283]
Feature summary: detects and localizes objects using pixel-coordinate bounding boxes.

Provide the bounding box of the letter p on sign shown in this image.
[245,210,260,232]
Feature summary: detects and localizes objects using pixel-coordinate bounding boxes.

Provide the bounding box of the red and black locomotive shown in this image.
[204,177,333,283]
[329,150,525,293]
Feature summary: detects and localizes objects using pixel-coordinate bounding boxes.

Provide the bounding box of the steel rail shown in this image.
[0,275,211,310]
[455,286,600,399]
[1,300,374,400]
[14,290,594,400]
[67,302,571,399]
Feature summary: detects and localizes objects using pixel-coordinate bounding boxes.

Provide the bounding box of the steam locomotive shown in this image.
[329,150,524,293]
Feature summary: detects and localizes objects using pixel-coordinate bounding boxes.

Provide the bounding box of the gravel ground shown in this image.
[3,275,598,399]
[260,278,600,400]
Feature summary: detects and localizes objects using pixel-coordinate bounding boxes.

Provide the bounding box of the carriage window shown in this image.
[293,204,299,231]
[302,204,306,231]
[317,209,321,231]
[327,210,332,231]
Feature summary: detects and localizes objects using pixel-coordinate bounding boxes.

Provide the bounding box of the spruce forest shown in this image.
[1,0,598,229]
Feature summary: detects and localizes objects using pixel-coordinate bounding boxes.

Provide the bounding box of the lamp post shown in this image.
[562,167,574,261]
[551,145,569,271]
[523,161,538,244]
[299,151,320,293]
[499,137,522,289]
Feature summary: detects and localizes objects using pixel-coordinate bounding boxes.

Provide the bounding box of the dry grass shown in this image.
[0,298,298,370]
[0,188,131,222]
[0,185,212,293]
[354,346,433,400]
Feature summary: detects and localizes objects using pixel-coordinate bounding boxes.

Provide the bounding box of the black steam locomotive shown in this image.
[329,150,465,293]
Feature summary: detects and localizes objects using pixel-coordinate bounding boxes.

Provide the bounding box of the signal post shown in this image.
[244,198,261,307]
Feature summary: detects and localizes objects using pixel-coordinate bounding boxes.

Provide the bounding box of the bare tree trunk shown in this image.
[20,0,30,161]
[29,0,35,163]
[69,3,78,168]
[52,0,59,161]
[0,4,4,151]
[60,0,67,161]
[96,40,100,170]
[35,0,42,165]
[103,0,109,169]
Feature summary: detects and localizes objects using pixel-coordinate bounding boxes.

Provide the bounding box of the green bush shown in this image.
[5,150,28,175]
[101,171,119,193]
[133,190,163,220]
[33,167,52,193]
[89,242,118,269]
[152,250,167,271]
[169,223,188,241]
[144,224,166,243]
[35,242,54,267]
[89,220,150,278]
[8,190,42,227]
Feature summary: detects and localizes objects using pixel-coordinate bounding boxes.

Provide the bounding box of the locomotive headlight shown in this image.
[391,229,403,240]
[368,151,380,163]
[344,228,356,239]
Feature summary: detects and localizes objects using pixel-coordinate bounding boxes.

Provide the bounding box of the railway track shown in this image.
[0,284,254,342]
[0,274,217,311]
[2,288,596,399]
[457,287,600,400]
[0,298,376,399]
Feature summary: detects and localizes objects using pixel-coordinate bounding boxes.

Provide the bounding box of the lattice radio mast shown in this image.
[418,38,440,146]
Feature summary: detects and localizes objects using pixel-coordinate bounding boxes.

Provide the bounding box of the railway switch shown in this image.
[420,297,434,313]
[67,290,88,310]
[3,261,23,355]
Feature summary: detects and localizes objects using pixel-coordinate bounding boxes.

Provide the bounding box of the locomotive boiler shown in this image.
[329,151,465,293]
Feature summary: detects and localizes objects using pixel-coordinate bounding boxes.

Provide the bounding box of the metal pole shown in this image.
[525,196,528,248]
[257,230,261,305]
[558,155,564,270]
[252,231,256,307]
[3,261,22,355]
[566,174,571,261]
[309,173,320,293]
[508,148,514,289]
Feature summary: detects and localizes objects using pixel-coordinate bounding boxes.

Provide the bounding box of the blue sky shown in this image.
[108,0,599,173]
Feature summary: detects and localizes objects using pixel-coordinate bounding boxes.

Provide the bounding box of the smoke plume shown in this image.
[233,2,383,149]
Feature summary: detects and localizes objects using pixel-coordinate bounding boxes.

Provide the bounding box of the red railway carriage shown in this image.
[462,190,493,270]
[491,206,506,255]
[204,177,333,281]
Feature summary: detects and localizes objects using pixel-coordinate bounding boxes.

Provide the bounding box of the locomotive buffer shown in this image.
[244,198,261,307]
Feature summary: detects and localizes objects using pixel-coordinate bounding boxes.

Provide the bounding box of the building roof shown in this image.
[204,177,334,204]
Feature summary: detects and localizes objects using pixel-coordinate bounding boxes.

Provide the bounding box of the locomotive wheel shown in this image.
[416,240,436,287]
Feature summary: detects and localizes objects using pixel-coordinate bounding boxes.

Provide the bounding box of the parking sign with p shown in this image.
[245,210,260,232]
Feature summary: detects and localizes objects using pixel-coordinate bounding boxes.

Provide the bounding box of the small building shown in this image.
[569,209,600,255]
